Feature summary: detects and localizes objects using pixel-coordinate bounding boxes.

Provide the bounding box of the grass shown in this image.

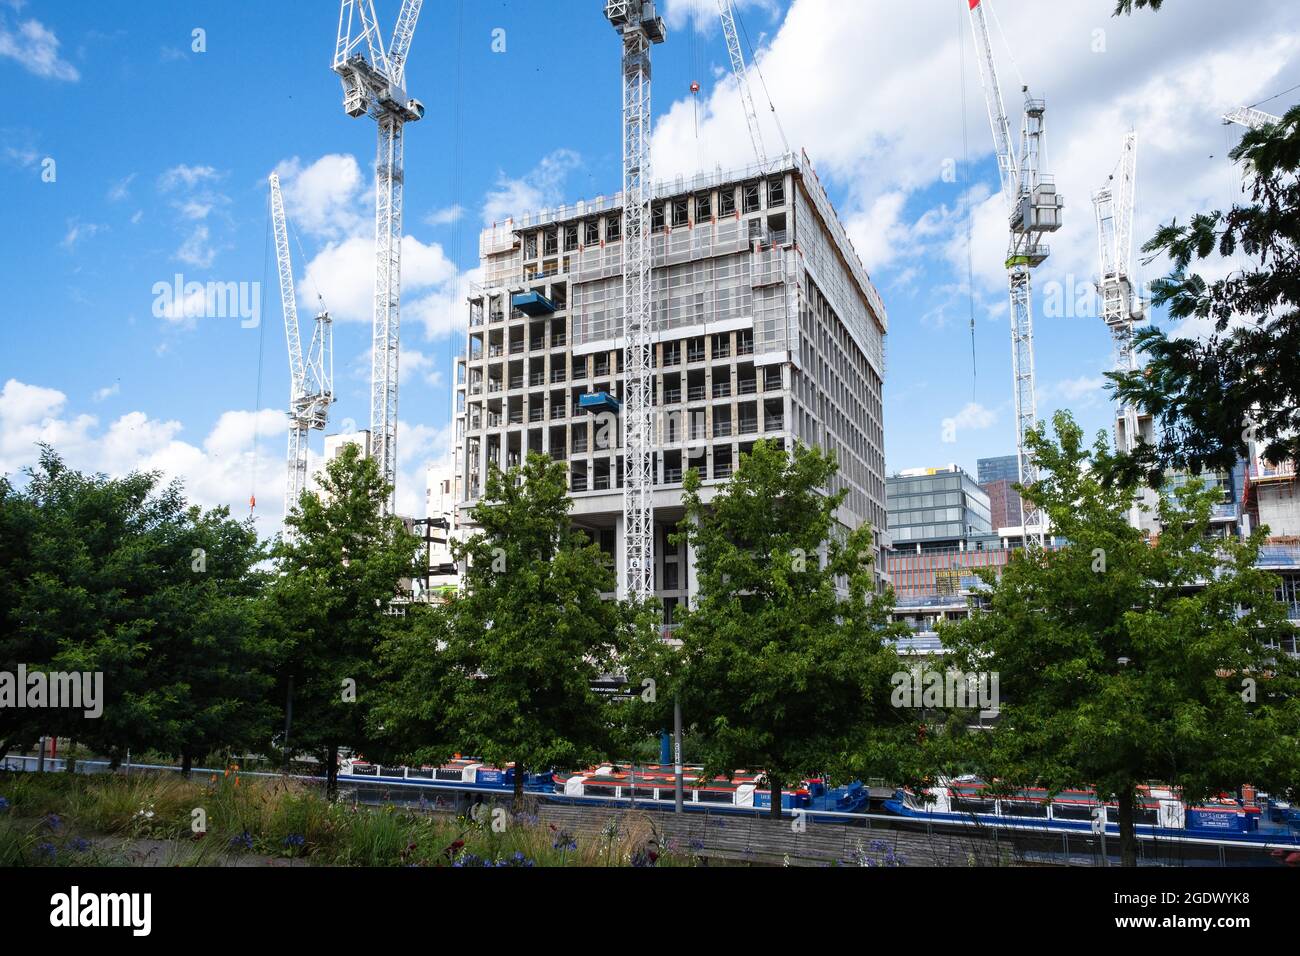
[0,770,714,868]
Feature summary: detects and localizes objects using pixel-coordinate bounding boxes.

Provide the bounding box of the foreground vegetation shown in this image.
[0,771,710,868]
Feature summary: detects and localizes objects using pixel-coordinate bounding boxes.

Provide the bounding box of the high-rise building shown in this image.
[452,155,891,618]
[976,455,1024,532]
[976,454,1019,485]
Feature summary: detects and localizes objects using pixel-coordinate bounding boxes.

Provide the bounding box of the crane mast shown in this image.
[1092,133,1151,530]
[270,172,334,520]
[333,0,425,513]
[605,1,665,602]
[966,0,1061,545]
[716,0,765,165]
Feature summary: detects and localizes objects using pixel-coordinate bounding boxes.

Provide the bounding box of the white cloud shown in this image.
[279,152,475,342]
[425,204,464,227]
[400,348,447,390]
[0,380,291,540]
[1052,375,1107,403]
[0,15,78,81]
[394,418,457,518]
[952,402,997,431]
[1,378,66,426]
[650,0,1300,312]
[661,0,776,33]
[60,219,104,251]
[482,149,582,226]
[176,224,216,267]
[274,154,368,240]
[107,173,135,203]
[158,164,220,192]
[92,383,120,402]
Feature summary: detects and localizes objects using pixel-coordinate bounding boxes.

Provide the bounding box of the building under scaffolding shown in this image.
[452,153,891,621]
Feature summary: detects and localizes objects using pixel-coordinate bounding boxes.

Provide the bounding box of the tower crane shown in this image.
[332,0,425,513]
[716,0,765,165]
[1092,132,1153,531]
[605,0,665,602]
[1223,105,1281,130]
[270,172,334,521]
[966,0,1062,545]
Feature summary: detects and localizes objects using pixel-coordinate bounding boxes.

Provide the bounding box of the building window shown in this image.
[524,233,538,259]
[695,193,712,221]
[543,230,558,255]
[719,188,736,217]
[564,223,578,251]
[672,197,689,227]
[742,182,760,213]
[606,214,621,241]
[584,219,599,245]
[767,176,785,207]
[652,203,665,233]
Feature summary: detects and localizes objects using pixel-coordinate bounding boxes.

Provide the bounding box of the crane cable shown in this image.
[734,6,789,156]
[959,0,977,399]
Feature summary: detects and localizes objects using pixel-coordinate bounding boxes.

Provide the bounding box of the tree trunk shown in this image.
[108,748,121,771]
[1117,788,1138,867]
[181,749,192,777]
[325,745,338,799]
[769,777,782,821]
[513,762,525,810]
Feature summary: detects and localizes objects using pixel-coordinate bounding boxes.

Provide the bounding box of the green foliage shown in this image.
[667,440,912,816]
[1113,0,1163,13]
[0,448,270,763]
[1109,106,1300,482]
[377,452,658,795]
[263,442,421,778]
[943,410,1300,863]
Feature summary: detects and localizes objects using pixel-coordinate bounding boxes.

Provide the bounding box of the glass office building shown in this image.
[977,454,1019,485]
[887,465,992,548]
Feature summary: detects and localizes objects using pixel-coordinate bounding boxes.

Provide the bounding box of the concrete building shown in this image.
[452,154,890,619]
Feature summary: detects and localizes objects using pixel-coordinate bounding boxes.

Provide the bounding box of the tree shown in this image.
[264,443,420,793]
[1113,0,1163,13]
[1106,103,1300,484]
[668,440,910,820]
[1,448,272,768]
[414,452,657,807]
[944,411,1300,865]
[149,505,273,774]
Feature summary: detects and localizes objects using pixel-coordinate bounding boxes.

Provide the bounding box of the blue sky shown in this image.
[2,0,1297,536]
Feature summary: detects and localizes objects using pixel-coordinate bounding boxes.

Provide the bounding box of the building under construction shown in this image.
[452,154,890,621]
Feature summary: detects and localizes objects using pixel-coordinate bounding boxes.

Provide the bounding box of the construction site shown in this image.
[257,0,1298,633]
[451,152,890,612]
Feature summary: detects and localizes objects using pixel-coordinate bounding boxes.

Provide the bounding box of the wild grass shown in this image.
[0,771,710,867]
